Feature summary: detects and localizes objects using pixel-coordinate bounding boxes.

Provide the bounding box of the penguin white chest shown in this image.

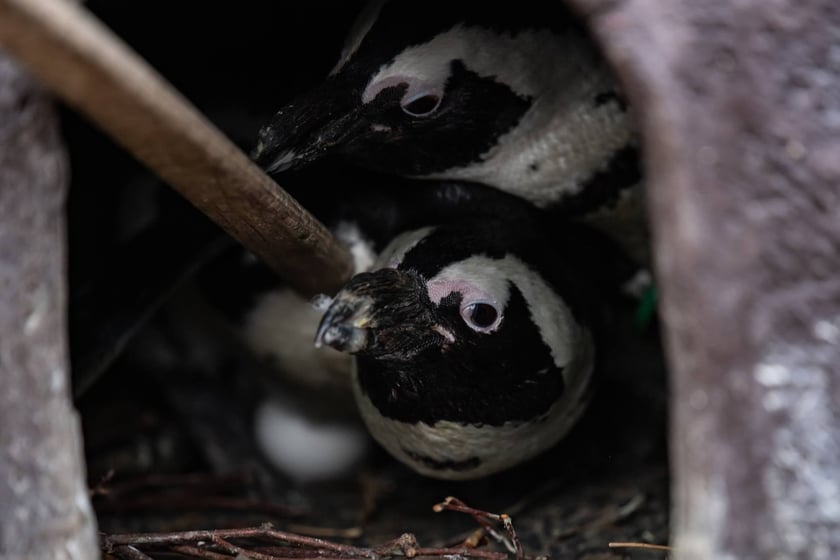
[351,350,594,481]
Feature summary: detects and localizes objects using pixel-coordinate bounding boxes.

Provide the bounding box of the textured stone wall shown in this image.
[0,52,99,559]
[571,0,840,558]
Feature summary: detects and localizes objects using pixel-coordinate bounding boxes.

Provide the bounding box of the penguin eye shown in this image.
[460,302,501,332]
[401,92,441,117]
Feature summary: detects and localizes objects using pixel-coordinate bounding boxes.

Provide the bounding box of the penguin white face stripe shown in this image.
[426,259,510,307]
[425,254,577,370]
[363,25,562,103]
[374,226,436,270]
[358,23,635,206]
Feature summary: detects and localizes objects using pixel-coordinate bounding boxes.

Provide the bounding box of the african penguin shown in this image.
[253,0,642,225]
[202,180,603,392]
[314,211,626,480]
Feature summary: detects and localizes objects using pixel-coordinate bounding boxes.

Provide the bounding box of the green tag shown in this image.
[634,285,658,329]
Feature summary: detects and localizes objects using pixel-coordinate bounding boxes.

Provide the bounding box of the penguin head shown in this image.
[253,1,538,176]
[253,1,635,207]
[315,219,599,479]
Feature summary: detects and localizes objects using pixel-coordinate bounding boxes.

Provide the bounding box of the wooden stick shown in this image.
[0,0,353,297]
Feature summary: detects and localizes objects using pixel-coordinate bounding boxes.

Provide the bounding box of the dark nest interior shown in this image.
[65,1,671,558]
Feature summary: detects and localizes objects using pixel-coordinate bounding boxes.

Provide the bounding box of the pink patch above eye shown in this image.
[426,279,503,333]
[427,279,489,305]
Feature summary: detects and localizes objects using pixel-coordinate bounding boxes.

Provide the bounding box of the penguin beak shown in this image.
[314,293,373,354]
[252,77,367,173]
[314,269,437,359]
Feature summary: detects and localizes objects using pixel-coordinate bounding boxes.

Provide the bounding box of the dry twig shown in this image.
[433,497,525,560]
[100,497,547,560]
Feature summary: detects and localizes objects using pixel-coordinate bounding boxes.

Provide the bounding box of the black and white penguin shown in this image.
[253,0,640,216]
[313,206,630,479]
[203,179,586,392]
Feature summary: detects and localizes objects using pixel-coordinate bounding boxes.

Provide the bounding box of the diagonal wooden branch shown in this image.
[0,0,353,298]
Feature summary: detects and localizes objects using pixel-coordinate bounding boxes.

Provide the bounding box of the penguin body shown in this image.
[253,0,640,215]
[200,180,576,392]
[315,207,629,479]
